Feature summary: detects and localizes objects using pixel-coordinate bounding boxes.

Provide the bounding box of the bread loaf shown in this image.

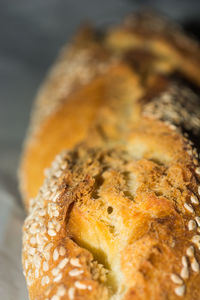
[21,11,200,300]
[19,11,200,207]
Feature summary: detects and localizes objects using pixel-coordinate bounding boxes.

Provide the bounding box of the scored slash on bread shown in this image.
[20,11,200,300]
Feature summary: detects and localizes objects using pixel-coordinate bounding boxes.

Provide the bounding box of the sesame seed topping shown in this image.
[53,210,59,217]
[27,276,33,286]
[70,258,81,267]
[188,220,197,231]
[28,247,36,255]
[56,224,61,232]
[39,209,46,217]
[175,285,185,297]
[69,269,84,277]
[43,261,49,272]
[52,267,60,276]
[190,195,199,205]
[191,258,199,272]
[195,216,200,227]
[195,167,200,175]
[184,203,194,214]
[182,256,188,267]
[171,274,183,284]
[48,229,56,237]
[53,248,59,261]
[59,247,66,256]
[180,267,189,279]
[192,235,200,248]
[54,273,62,282]
[88,285,92,290]
[30,237,36,245]
[68,287,75,300]
[30,224,38,234]
[35,269,39,279]
[186,246,194,257]
[58,258,69,269]
[75,281,87,289]
[57,285,66,296]
[51,296,59,300]
[41,276,49,286]
[25,260,28,270]
[198,186,200,196]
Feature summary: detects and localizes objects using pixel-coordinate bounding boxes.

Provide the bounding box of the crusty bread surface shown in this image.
[20,11,200,300]
[19,11,200,206]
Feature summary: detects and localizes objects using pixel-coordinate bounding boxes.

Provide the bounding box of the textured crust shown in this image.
[19,11,200,204]
[23,116,200,299]
[20,11,200,300]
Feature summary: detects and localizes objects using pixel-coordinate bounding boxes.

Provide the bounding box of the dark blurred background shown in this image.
[0,0,200,179]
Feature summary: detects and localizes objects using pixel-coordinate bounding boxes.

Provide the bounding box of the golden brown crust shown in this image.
[20,11,200,300]
[19,11,200,205]
[23,116,200,299]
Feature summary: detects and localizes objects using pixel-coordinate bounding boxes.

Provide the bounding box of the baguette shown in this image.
[19,11,200,207]
[21,11,200,300]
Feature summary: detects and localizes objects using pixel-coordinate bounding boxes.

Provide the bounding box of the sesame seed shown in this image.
[58,258,68,269]
[52,267,60,276]
[44,252,50,261]
[33,254,41,269]
[68,287,75,300]
[54,273,62,282]
[35,268,39,278]
[187,150,193,156]
[30,237,36,245]
[41,276,49,286]
[69,269,84,277]
[27,276,33,286]
[195,216,200,227]
[198,186,200,196]
[40,226,46,234]
[25,260,28,270]
[30,224,38,234]
[191,258,199,272]
[88,285,92,290]
[195,168,200,175]
[51,296,59,300]
[182,256,188,267]
[170,273,183,284]
[75,281,87,289]
[188,220,197,231]
[190,195,199,205]
[48,229,56,237]
[70,258,81,267]
[56,223,61,232]
[57,285,66,296]
[36,233,46,245]
[53,210,59,217]
[39,209,46,217]
[175,285,185,297]
[192,235,200,248]
[53,248,59,261]
[186,246,194,257]
[48,221,54,229]
[180,267,189,279]
[59,247,66,256]
[43,261,49,272]
[184,203,194,213]
[28,247,36,255]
